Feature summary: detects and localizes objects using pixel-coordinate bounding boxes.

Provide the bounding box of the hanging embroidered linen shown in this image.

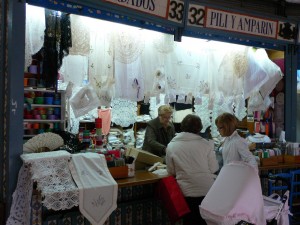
[59,55,88,87]
[99,108,112,135]
[69,14,90,56]
[69,85,100,118]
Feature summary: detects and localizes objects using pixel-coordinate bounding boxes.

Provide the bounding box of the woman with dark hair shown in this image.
[166,114,219,225]
[215,112,257,168]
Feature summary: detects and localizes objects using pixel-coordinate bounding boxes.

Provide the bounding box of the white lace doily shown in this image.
[6,165,33,225]
[194,95,212,133]
[21,151,79,211]
[111,98,137,127]
[109,28,145,64]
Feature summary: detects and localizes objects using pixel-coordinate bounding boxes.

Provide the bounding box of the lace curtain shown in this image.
[25,4,45,70]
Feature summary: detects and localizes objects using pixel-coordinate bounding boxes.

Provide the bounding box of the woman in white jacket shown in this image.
[166,114,219,225]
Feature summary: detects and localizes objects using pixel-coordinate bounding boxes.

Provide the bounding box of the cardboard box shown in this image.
[126,148,163,168]
[109,166,128,179]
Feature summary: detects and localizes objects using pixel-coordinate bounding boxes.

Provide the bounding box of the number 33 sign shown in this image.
[168,0,185,23]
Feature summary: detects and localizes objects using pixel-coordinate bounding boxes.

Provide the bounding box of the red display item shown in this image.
[95,118,102,128]
[156,176,190,223]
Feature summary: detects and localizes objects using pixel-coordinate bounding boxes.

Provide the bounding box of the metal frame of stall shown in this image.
[1,0,299,222]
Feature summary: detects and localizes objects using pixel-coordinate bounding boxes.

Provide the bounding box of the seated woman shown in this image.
[166,114,219,225]
[142,105,175,160]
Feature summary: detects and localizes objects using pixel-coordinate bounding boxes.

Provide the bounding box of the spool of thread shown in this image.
[47,115,56,120]
[29,65,38,74]
[24,78,29,87]
[27,78,37,87]
[54,108,61,115]
[44,97,54,105]
[95,118,102,128]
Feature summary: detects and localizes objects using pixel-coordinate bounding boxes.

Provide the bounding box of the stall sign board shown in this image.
[187,4,297,43]
[103,0,185,24]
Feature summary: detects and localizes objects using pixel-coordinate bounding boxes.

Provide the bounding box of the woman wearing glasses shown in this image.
[142,105,176,159]
[215,112,257,168]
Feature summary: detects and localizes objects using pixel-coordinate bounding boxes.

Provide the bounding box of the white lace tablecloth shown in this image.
[7,150,117,225]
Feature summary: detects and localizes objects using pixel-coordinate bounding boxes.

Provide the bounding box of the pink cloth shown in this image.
[98,108,111,135]
[200,162,266,225]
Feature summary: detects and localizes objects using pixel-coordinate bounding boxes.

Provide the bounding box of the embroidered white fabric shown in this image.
[59,55,88,87]
[6,165,33,225]
[114,59,145,101]
[21,151,79,211]
[111,98,137,127]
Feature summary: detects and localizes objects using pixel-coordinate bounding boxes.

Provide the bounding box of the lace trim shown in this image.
[6,165,33,225]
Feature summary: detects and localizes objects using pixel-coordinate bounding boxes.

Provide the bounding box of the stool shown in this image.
[267,173,292,197]
[290,169,300,224]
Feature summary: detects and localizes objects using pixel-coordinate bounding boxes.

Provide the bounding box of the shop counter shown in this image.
[116,170,168,187]
[259,162,300,171]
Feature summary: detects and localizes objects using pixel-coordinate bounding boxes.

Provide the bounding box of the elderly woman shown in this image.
[215,112,257,168]
[166,114,219,225]
[142,105,176,158]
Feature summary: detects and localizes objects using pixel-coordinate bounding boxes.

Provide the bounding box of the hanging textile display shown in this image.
[42,9,72,89]
[24,11,286,138]
[25,5,45,70]
[110,28,145,101]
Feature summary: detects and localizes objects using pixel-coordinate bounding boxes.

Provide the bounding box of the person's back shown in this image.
[167,132,218,197]
[166,114,219,225]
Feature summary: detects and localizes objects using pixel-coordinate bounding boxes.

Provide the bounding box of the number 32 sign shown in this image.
[187,4,205,27]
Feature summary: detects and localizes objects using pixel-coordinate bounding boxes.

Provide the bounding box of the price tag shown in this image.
[187,4,206,27]
[168,0,185,24]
